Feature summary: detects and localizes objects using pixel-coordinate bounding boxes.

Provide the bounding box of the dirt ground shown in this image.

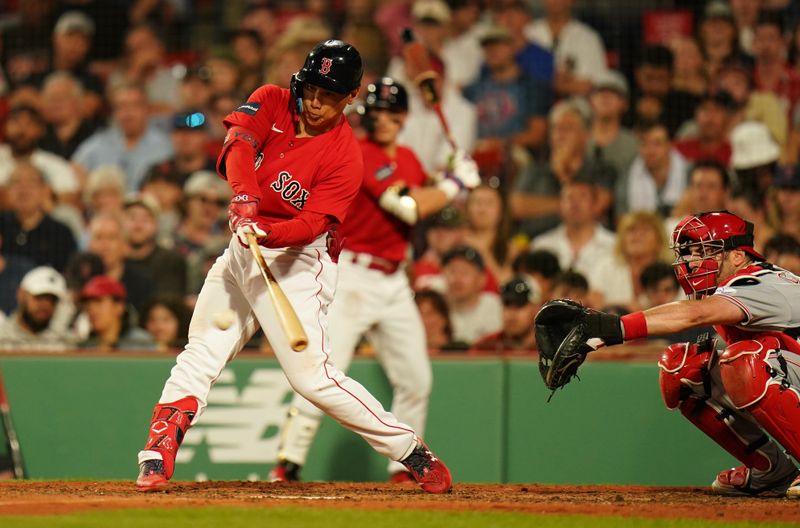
[1,481,800,522]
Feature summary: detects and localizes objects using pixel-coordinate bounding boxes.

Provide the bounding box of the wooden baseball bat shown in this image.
[0,371,25,479]
[401,28,458,151]
[246,233,309,352]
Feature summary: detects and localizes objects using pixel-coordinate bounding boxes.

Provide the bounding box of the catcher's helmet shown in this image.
[290,40,363,113]
[671,210,764,298]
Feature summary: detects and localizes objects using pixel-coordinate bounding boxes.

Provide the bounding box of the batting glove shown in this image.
[437,150,481,200]
[228,194,268,247]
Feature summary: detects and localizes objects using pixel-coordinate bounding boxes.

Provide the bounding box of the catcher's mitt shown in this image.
[535,299,592,393]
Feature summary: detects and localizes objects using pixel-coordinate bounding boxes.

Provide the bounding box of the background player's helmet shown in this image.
[357,77,408,134]
[670,210,764,298]
[290,40,363,114]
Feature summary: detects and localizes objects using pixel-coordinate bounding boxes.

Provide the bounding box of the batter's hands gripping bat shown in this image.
[0,371,25,478]
[401,27,457,151]
[246,233,309,352]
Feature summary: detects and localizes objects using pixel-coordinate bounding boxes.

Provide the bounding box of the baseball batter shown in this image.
[536,210,800,497]
[269,78,479,482]
[135,41,452,494]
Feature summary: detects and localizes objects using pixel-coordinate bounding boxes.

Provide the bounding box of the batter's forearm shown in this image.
[408,187,449,219]
[263,211,330,248]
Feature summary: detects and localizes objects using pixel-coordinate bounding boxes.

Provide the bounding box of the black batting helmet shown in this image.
[290,40,363,113]
[364,77,409,113]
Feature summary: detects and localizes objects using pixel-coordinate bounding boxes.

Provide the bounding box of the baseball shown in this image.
[213,309,235,330]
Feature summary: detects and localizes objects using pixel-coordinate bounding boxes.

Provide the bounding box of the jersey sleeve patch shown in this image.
[235,102,262,115]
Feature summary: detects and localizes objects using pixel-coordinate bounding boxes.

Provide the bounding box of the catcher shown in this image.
[535,210,800,497]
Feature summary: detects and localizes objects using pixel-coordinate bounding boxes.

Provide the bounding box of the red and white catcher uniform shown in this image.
[659,264,800,494]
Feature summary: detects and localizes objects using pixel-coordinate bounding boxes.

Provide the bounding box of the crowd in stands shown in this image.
[2,0,800,356]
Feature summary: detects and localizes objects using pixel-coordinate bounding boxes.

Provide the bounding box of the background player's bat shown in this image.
[0,371,26,479]
[246,233,309,352]
[401,27,457,151]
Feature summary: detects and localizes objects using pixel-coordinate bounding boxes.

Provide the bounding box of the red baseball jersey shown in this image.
[341,139,427,263]
[222,85,363,225]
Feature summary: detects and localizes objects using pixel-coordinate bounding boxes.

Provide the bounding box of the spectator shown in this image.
[123,195,187,299]
[139,165,184,241]
[174,171,231,295]
[0,266,73,350]
[639,261,708,343]
[1,2,55,87]
[525,0,608,96]
[770,164,800,240]
[628,45,698,136]
[588,211,672,312]
[178,67,213,112]
[39,72,99,160]
[674,90,736,166]
[752,10,800,119]
[108,23,180,112]
[0,236,36,316]
[414,289,460,352]
[471,276,540,355]
[587,70,638,182]
[511,249,561,302]
[730,121,780,206]
[493,0,555,84]
[511,98,616,238]
[86,212,152,314]
[207,91,244,143]
[670,160,731,228]
[72,82,173,191]
[0,105,79,206]
[670,36,708,98]
[531,177,615,281]
[231,29,266,97]
[82,165,127,222]
[441,246,502,345]
[238,3,279,49]
[551,270,589,305]
[141,295,190,351]
[160,110,217,185]
[763,233,800,274]
[727,183,775,252]
[38,11,104,118]
[205,53,241,97]
[716,60,787,151]
[464,24,550,163]
[462,184,514,290]
[732,0,761,55]
[78,275,154,351]
[0,163,76,272]
[441,0,483,89]
[412,206,467,293]
[699,0,752,78]
[618,120,688,218]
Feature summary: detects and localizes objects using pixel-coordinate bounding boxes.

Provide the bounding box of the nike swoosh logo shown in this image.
[271,123,284,133]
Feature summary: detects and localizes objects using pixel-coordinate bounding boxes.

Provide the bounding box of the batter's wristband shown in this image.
[621,312,648,341]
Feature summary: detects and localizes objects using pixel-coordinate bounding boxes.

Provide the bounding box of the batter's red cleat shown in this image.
[268,460,301,482]
[136,457,169,492]
[712,465,798,496]
[400,442,452,494]
[389,471,415,484]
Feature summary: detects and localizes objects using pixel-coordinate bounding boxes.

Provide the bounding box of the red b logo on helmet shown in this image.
[319,57,333,75]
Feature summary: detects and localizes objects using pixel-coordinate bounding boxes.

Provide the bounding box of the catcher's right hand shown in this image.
[534,299,623,395]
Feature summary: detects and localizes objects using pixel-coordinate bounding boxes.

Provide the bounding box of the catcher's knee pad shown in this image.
[721,338,800,460]
[658,341,713,409]
[143,396,198,479]
[719,339,774,409]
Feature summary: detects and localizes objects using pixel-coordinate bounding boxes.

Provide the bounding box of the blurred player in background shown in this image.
[270,77,479,482]
[135,42,452,495]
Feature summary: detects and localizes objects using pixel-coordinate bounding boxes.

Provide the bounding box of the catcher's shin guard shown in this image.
[659,341,771,471]
[136,396,197,491]
[720,339,800,462]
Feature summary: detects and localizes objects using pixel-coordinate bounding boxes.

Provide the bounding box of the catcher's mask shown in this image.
[670,210,764,298]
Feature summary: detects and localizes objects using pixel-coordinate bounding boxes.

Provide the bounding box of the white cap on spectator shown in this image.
[20,267,67,298]
[731,121,780,170]
[184,170,233,199]
[412,0,451,25]
[83,165,126,206]
[592,70,629,98]
[54,11,95,36]
[123,192,160,218]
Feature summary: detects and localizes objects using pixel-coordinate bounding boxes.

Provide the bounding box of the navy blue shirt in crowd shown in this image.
[464,71,552,140]
[0,212,77,272]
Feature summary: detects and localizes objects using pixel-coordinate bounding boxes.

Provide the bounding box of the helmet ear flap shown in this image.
[289,74,303,114]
